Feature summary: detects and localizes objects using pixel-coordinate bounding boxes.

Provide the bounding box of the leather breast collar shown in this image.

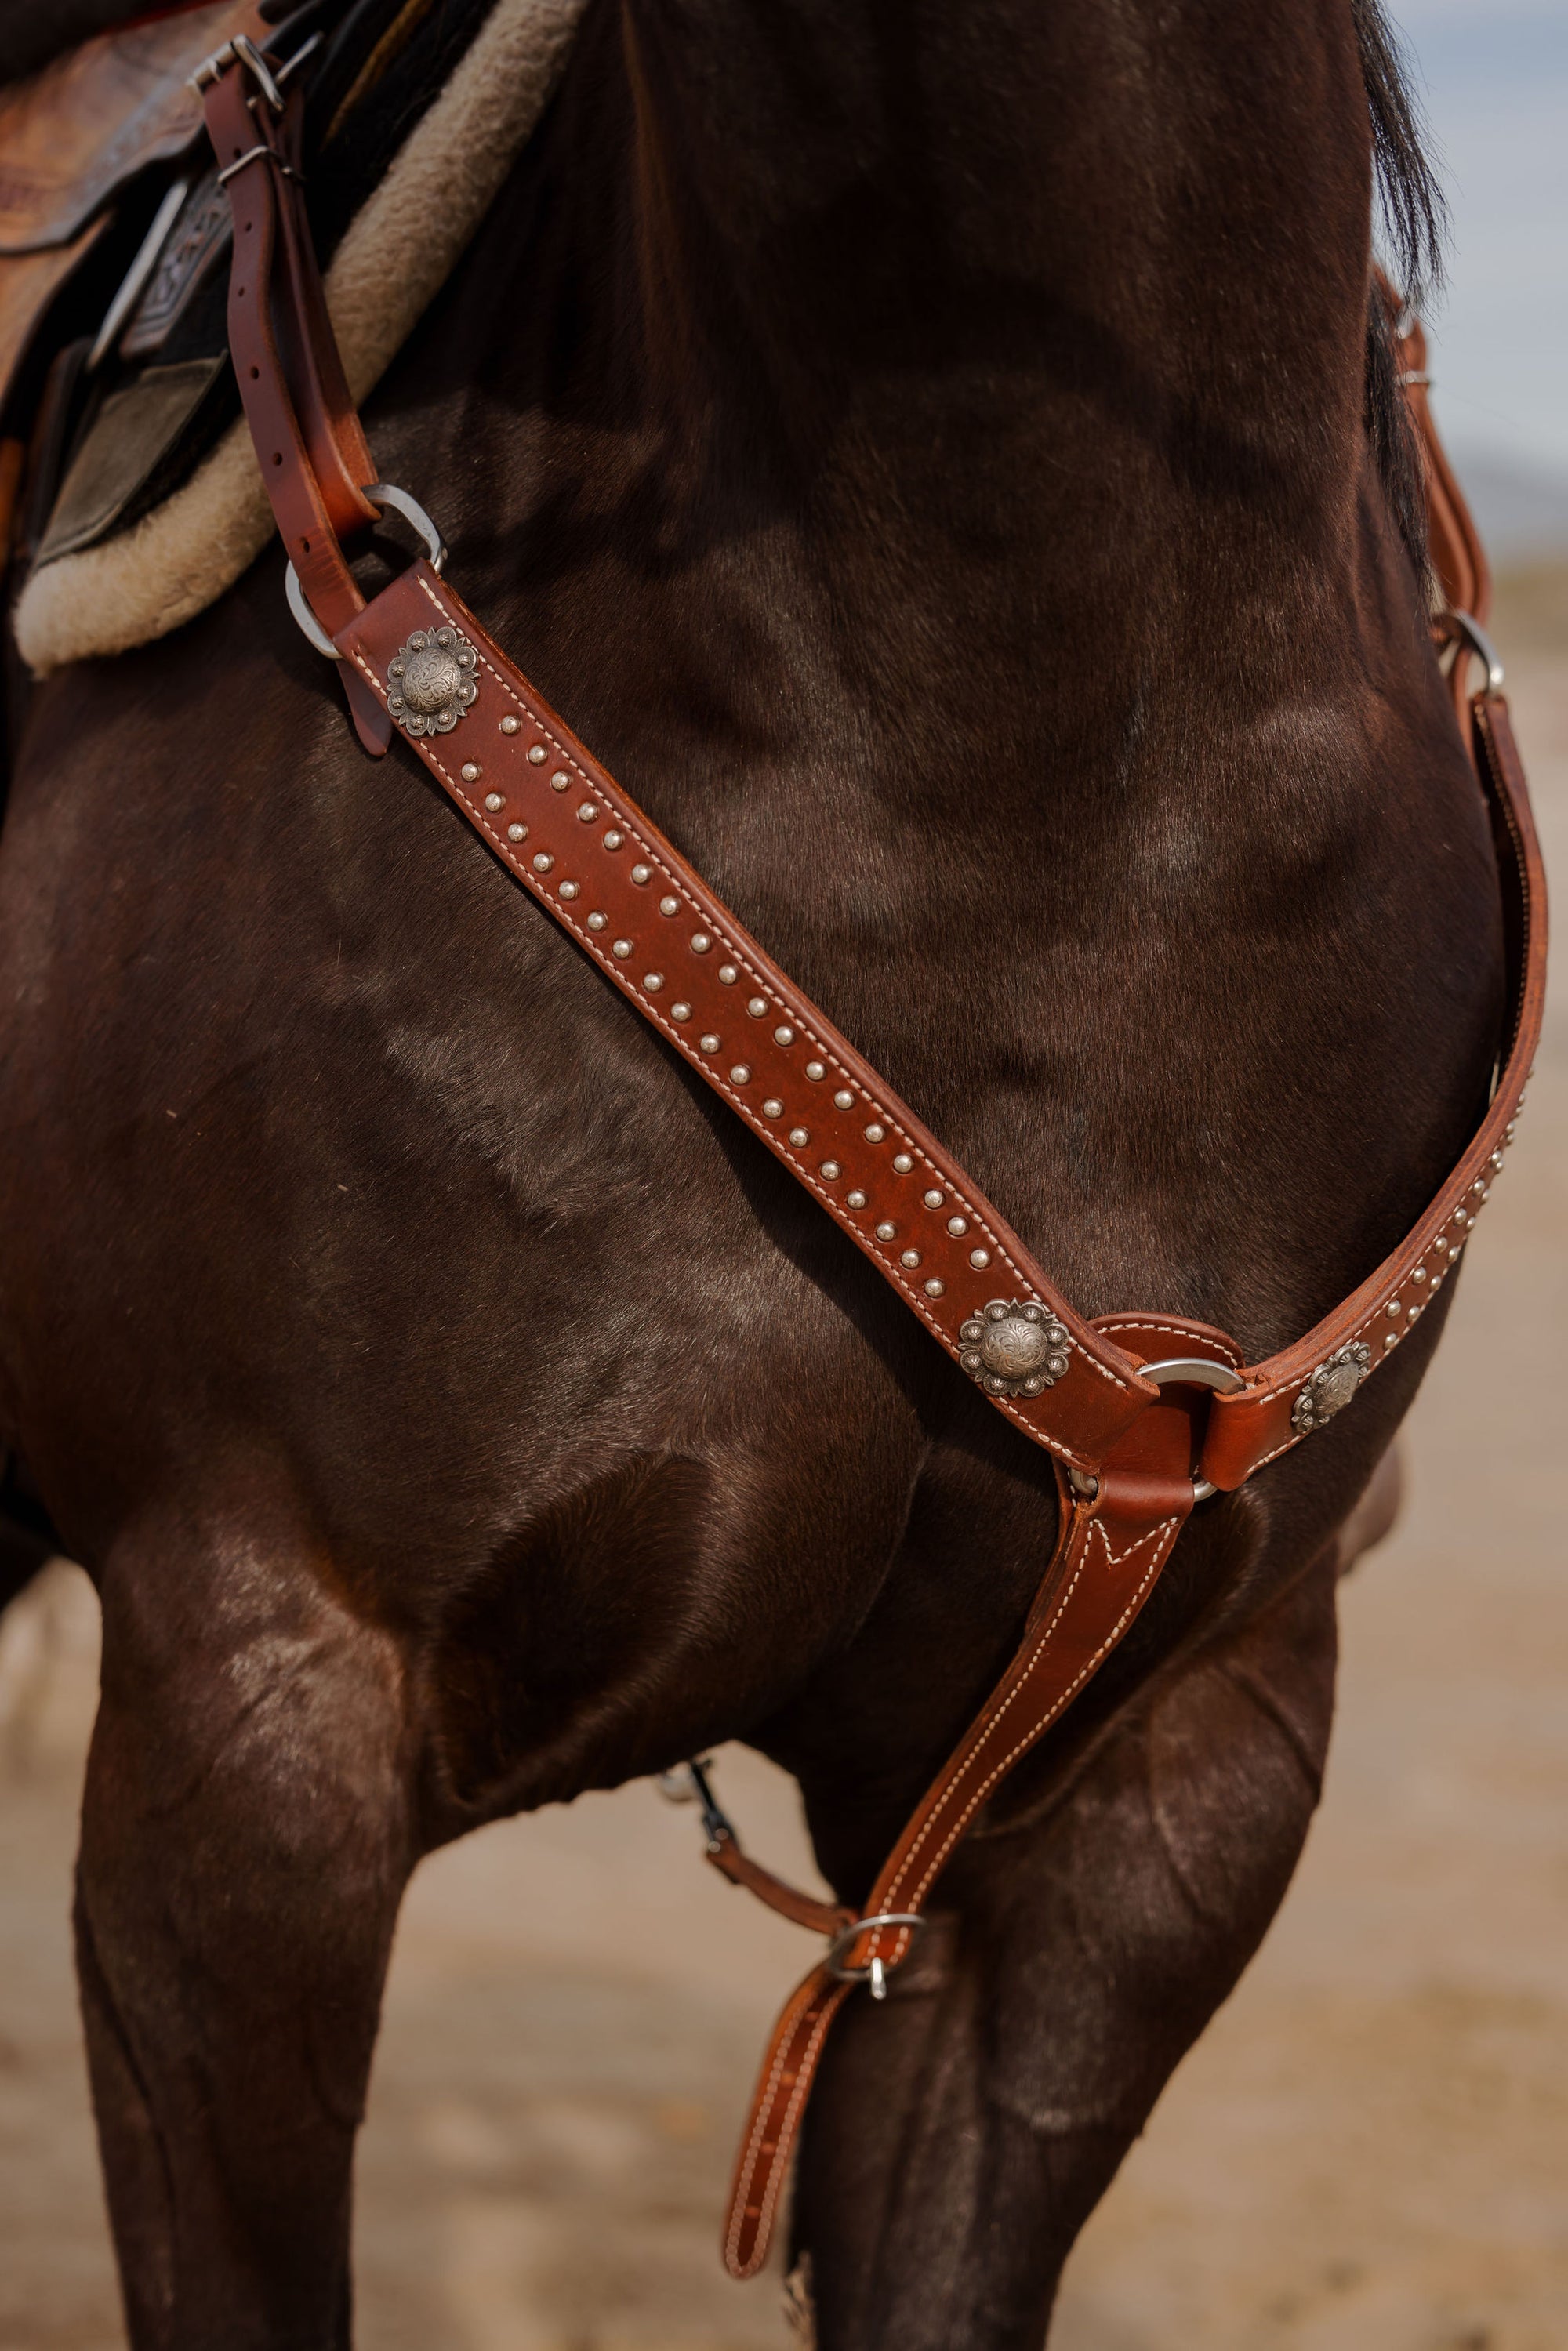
[194,30,1547,2279]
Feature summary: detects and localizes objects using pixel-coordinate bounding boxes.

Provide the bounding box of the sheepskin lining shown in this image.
[14,0,587,675]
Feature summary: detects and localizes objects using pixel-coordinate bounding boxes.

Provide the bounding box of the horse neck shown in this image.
[598,0,1381,684]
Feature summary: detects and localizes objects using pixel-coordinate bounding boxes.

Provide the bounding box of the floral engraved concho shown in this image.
[386,625,478,735]
[1290,1340,1372,1435]
[959,1299,1071,1399]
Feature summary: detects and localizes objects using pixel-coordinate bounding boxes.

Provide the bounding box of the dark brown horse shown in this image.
[0,1,1502,2343]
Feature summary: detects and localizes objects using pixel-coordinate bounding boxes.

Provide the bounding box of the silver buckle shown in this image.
[826,1911,926,2001]
[285,484,449,661]
[189,28,322,110]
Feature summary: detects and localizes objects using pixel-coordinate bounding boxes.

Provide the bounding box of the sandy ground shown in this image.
[2,589,1565,2351]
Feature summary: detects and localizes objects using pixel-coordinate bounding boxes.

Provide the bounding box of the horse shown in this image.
[0,1,1505,2342]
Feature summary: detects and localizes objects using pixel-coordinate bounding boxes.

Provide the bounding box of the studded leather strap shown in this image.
[198,42,1545,2284]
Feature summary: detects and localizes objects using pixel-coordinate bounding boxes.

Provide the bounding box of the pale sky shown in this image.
[1392,0,1568,481]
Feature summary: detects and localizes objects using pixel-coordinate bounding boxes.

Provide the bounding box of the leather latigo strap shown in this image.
[201,40,1544,2281]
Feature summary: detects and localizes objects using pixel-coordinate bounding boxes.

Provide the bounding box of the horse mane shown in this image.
[1352,0,1446,571]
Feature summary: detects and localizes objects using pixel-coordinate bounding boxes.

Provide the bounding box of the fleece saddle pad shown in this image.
[7,0,588,674]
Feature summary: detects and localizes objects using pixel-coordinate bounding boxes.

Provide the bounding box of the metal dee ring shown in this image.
[1444,608,1505,695]
[826,1910,926,2001]
[1137,1355,1247,1504]
[285,483,449,661]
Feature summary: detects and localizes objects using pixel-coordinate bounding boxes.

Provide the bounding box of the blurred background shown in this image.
[1399,0,1568,570]
[2,5,1565,2348]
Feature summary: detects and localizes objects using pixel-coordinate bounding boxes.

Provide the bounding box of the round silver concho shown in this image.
[1290,1340,1373,1435]
[387,626,478,735]
[959,1300,1071,1399]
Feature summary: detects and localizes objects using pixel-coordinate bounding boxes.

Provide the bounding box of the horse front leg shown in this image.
[75,1514,416,2351]
[793,1545,1339,2351]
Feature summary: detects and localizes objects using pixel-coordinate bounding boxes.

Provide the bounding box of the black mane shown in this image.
[1353,0,1446,569]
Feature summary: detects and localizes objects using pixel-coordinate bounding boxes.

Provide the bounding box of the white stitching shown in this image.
[724,1970,842,2272]
[871,1511,1179,1957]
[354,613,1099,1452]
[402,578,1138,1400]
[1094,1318,1247,1370]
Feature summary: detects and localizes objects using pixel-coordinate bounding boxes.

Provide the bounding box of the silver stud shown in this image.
[466,766,485,785]
[947,1215,968,1237]
[719,964,739,985]
[559,880,579,900]
[833,1089,855,1110]
[775,1025,795,1047]
[587,911,607,931]
[604,830,624,850]
[507,822,527,842]
[846,1190,867,1210]
[923,1188,944,1210]
[805,1061,826,1082]
[644,973,663,991]
[700,1033,720,1053]
[1385,1298,1401,1316]
[551,769,570,789]
[483,791,503,811]
[631,864,652,884]
[748,997,768,1018]
[762,1098,783,1119]
[731,1064,751,1084]
[891,1152,913,1174]
[1412,1266,1427,1284]
[499,715,521,735]
[660,896,680,916]
[528,744,547,764]
[671,1003,691,1022]
[532,853,554,873]
[612,939,632,960]
[789,1126,809,1146]
[692,933,712,954]
[1385,1330,1399,1349]
[900,1248,920,1268]
[1490,1149,1504,1170]
[821,1159,840,1179]
[865,1123,886,1144]
[970,1248,990,1269]
[876,1221,897,1241]
[577,802,598,823]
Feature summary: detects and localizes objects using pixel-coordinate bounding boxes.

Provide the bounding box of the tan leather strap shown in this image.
[721,1357,1210,2273]
[201,50,390,755]
[1391,305,1492,629]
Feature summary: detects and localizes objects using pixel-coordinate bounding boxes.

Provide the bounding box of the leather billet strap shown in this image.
[200,40,391,755]
[198,41,1544,2283]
